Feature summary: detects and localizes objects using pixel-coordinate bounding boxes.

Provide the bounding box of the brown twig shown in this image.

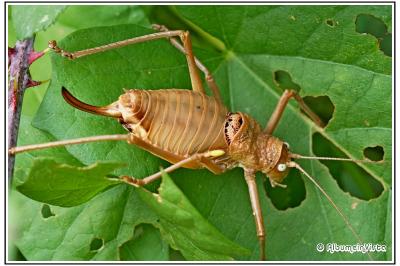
[8,38,37,184]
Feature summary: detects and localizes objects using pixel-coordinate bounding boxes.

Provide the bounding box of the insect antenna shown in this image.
[287,161,374,261]
[290,153,384,164]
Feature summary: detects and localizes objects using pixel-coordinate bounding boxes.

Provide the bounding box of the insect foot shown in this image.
[120,175,143,187]
[48,40,74,59]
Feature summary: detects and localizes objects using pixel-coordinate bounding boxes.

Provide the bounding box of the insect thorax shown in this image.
[225,112,290,183]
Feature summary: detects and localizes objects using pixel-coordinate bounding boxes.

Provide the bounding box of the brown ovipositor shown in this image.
[9,25,382,261]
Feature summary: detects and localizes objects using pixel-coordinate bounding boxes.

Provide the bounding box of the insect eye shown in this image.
[277,163,287,172]
[284,142,290,149]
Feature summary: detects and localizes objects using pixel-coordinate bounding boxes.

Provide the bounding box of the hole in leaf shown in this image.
[379,33,392,56]
[41,204,55,219]
[363,146,384,162]
[355,14,392,56]
[273,70,300,92]
[90,238,104,252]
[312,133,383,200]
[303,95,334,127]
[355,14,387,38]
[264,170,306,210]
[133,224,145,238]
[325,18,337,27]
[274,70,333,127]
[169,248,186,261]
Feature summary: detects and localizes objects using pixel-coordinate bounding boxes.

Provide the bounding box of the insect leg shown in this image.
[264,89,324,135]
[48,29,205,94]
[48,31,182,59]
[9,134,129,154]
[244,170,266,260]
[152,24,222,104]
[121,149,225,186]
[178,30,206,95]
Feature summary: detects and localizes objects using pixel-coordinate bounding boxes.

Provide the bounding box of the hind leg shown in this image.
[264,90,324,134]
[48,28,205,94]
[153,24,222,104]
[244,170,266,260]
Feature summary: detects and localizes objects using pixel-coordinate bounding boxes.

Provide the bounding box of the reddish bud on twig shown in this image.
[26,78,43,88]
[28,50,45,65]
[8,46,16,67]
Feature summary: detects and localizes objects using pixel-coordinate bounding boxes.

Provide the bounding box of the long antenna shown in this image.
[290,153,384,164]
[287,161,373,261]
[9,134,129,155]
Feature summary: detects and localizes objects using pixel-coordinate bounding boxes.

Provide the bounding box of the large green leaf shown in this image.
[17,158,123,207]
[137,172,250,260]
[11,5,66,40]
[11,116,161,260]
[15,5,392,261]
[12,185,159,260]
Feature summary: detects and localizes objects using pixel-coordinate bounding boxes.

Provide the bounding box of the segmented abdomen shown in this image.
[118,89,228,156]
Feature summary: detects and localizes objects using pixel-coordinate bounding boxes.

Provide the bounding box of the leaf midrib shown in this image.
[171,8,390,184]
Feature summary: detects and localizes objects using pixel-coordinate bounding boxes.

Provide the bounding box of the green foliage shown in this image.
[119,224,169,261]
[12,115,83,187]
[12,116,160,260]
[11,5,392,261]
[58,5,149,28]
[137,172,250,260]
[11,5,66,39]
[17,158,122,207]
[12,184,160,260]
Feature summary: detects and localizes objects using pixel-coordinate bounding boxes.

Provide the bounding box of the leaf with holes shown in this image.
[14,5,392,261]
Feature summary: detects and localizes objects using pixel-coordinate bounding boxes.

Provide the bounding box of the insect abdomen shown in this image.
[119,89,229,156]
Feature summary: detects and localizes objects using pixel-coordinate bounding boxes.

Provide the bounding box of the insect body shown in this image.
[61,85,293,261]
[10,24,380,261]
[63,88,230,172]
[63,87,290,182]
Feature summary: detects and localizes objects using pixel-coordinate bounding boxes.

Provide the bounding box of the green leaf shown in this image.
[137,172,250,260]
[57,5,149,29]
[11,5,66,40]
[17,158,123,207]
[12,185,159,260]
[11,116,162,260]
[16,5,392,261]
[13,115,83,187]
[176,5,391,74]
[119,224,169,261]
